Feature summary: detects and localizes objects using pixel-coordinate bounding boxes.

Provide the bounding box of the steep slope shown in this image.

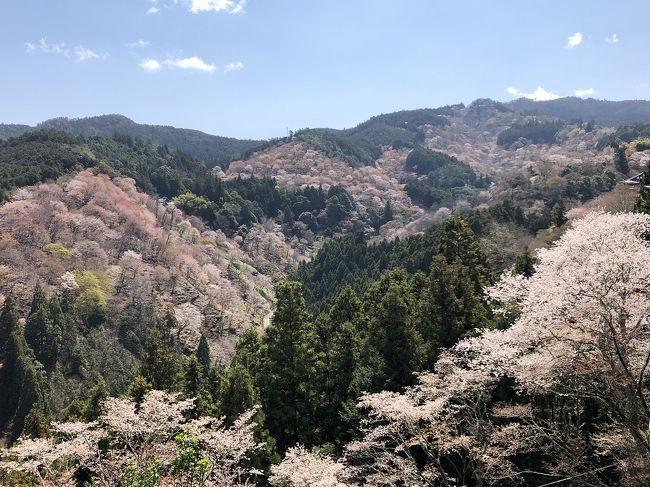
[226,140,418,223]
[226,99,635,242]
[0,170,292,360]
[0,115,263,168]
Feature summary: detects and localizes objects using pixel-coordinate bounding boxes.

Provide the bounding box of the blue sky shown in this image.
[1,0,649,139]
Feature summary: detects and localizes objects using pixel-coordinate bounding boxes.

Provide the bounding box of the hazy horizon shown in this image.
[4,95,650,141]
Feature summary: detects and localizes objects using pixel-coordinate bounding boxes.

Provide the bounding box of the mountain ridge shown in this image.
[0,114,263,168]
[3,96,650,169]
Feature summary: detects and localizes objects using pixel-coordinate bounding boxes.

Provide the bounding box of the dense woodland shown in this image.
[1,101,650,486]
[0,115,263,169]
[294,108,451,167]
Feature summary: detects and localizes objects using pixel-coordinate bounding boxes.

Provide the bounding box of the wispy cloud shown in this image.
[167,56,216,72]
[507,86,560,101]
[74,46,100,61]
[147,6,160,14]
[140,58,162,72]
[189,0,246,14]
[574,88,595,98]
[127,39,150,48]
[565,32,583,48]
[26,38,67,55]
[25,38,104,62]
[139,56,241,74]
[605,34,619,44]
[224,60,244,72]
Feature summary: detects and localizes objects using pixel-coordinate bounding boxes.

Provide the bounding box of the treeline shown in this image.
[0,129,356,235]
[174,177,355,236]
[217,215,494,454]
[35,114,263,168]
[296,199,568,314]
[295,108,451,167]
[401,146,490,207]
[0,130,95,203]
[496,120,565,147]
[596,123,650,150]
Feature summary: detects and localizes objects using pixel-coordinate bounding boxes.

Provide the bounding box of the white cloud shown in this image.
[507,86,561,101]
[74,46,99,61]
[25,38,104,61]
[605,34,619,44]
[566,32,583,48]
[574,88,595,98]
[127,39,150,48]
[140,58,162,72]
[147,6,160,14]
[224,60,244,72]
[167,56,216,72]
[637,83,648,89]
[26,38,67,55]
[189,0,246,14]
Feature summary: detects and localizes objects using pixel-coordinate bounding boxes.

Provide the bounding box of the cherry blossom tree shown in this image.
[342,211,650,486]
[0,390,262,487]
[269,446,346,487]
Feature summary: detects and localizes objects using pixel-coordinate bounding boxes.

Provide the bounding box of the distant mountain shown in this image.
[0,115,263,168]
[0,123,32,140]
[507,97,650,126]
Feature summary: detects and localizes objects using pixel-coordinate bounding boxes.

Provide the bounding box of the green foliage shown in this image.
[258,281,316,451]
[597,123,650,149]
[73,270,111,328]
[121,459,163,487]
[141,328,181,391]
[296,226,441,314]
[613,144,630,175]
[634,161,650,214]
[0,130,93,195]
[635,138,650,151]
[513,246,537,277]
[402,147,485,207]
[311,288,364,446]
[0,328,50,442]
[196,335,211,375]
[35,114,263,168]
[219,363,258,424]
[128,375,153,405]
[404,146,463,175]
[24,286,62,370]
[509,97,650,127]
[42,242,71,259]
[0,296,19,360]
[243,218,491,451]
[364,270,425,390]
[22,404,51,439]
[182,354,205,401]
[552,200,568,227]
[497,120,564,147]
[419,256,487,366]
[172,432,210,485]
[173,192,218,221]
[296,109,450,167]
[437,214,491,289]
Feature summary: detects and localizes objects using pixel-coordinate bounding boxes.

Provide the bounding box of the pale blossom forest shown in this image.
[1,4,650,485]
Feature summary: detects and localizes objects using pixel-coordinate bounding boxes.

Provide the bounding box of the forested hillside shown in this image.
[0,115,263,168]
[1,98,650,485]
[507,96,650,126]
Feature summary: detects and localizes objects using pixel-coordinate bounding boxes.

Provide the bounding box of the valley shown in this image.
[1,97,649,486]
